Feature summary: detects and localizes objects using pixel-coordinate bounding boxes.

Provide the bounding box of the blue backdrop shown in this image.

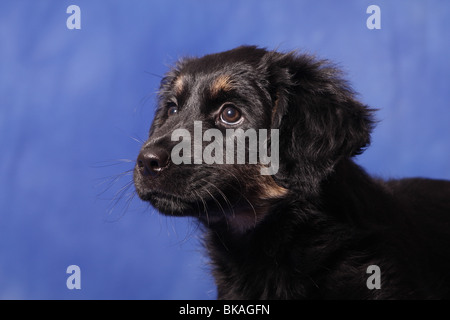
[0,0,449,299]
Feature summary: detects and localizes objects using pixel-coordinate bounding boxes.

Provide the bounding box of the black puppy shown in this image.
[134,46,450,299]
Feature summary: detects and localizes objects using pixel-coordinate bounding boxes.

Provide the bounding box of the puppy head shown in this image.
[134,46,375,230]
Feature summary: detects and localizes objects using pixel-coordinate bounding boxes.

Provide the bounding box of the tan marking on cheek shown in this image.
[259,174,288,200]
[225,171,288,233]
[219,165,288,233]
[211,75,233,97]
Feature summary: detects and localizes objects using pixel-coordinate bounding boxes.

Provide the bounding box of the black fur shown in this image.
[134,46,450,299]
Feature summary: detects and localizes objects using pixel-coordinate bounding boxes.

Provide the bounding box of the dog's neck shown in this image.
[204,158,394,299]
[206,158,379,235]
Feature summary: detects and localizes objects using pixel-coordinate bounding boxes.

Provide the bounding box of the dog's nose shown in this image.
[137,147,170,176]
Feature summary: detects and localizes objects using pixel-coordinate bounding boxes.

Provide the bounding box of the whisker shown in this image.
[92,156,140,222]
[214,168,259,226]
[194,189,209,222]
[201,179,235,219]
[91,159,135,168]
[202,187,227,227]
[104,179,135,222]
[95,170,134,197]
[129,135,146,145]
[144,71,163,79]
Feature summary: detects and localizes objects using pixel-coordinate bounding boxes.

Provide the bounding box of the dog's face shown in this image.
[134,46,374,230]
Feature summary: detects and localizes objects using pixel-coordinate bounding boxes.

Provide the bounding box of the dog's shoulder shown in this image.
[383,177,450,221]
[384,177,450,198]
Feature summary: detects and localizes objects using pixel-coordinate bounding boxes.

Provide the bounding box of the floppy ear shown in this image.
[260,51,375,194]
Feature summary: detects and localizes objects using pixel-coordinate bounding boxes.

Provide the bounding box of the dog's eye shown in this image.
[167,105,178,117]
[220,104,242,124]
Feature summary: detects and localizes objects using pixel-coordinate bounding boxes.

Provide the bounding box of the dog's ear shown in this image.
[259,51,376,193]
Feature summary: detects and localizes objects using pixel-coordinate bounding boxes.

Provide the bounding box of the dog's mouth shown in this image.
[134,164,233,219]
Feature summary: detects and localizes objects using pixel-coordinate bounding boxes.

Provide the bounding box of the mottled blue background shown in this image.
[0,0,449,299]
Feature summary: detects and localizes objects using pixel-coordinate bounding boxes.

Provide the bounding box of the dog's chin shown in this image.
[136,188,240,225]
[138,190,197,216]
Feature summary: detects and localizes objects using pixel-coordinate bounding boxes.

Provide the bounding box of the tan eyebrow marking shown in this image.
[173,75,185,95]
[210,75,234,97]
